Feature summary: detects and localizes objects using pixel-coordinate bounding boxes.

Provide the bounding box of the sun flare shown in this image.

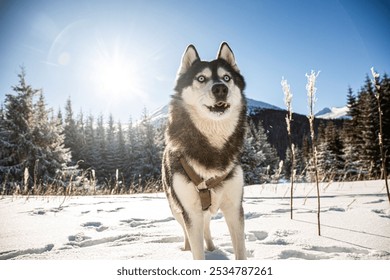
[91,46,139,98]
[99,59,133,93]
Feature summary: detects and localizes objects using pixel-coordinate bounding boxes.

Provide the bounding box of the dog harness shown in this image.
[179,157,229,211]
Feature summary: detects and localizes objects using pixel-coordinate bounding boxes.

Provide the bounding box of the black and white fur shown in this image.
[162,42,247,260]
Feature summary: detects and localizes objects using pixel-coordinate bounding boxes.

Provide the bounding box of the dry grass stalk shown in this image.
[281,77,295,219]
[306,70,321,236]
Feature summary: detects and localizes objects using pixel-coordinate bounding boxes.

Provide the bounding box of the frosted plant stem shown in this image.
[281,78,295,219]
[306,70,321,236]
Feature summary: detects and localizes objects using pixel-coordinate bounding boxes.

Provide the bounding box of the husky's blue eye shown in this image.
[223,75,231,82]
[197,75,206,83]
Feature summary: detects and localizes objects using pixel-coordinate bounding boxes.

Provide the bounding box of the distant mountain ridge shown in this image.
[149,98,349,126]
[315,106,350,119]
[149,104,169,126]
[246,97,282,113]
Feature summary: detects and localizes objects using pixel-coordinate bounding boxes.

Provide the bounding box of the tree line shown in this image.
[0,69,389,194]
[0,69,164,194]
[282,74,390,183]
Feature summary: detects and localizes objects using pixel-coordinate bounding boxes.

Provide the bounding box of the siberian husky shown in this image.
[162,42,247,260]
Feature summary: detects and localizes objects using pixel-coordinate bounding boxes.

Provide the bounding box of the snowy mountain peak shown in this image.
[315,106,350,120]
[149,104,169,126]
[315,107,332,116]
[246,98,282,112]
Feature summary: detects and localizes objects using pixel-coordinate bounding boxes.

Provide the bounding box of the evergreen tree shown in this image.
[241,120,279,184]
[136,108,161,187]
[31,91,71,184]
[316,122,344,181]
[64,97,82,165]
[0,69,70,188]
[316,123,329,180]
[241,121,265,184]
[75,110,88,170]
[357,77,380,178]
[81,115,99,173]
[95,114,107,180]
[343,87,362,179]
[330,124,345,180]
[300,135,311,179]
[346,86,357,119]
[0,69,39,184]
[57,108,63,126]
[105,114,117,182]
[344,75,390,180]
[125,117,137,185]
[46,110,72,184]
[115,121,127,189]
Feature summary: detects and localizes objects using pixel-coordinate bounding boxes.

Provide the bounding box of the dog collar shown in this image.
[179,156,229,210]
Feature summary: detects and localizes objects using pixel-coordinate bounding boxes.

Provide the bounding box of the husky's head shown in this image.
[174,42,245,121]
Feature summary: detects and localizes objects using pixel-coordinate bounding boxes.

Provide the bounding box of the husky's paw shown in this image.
[206,241,215,252]
[182,245,191,251]
[182,239,191,251]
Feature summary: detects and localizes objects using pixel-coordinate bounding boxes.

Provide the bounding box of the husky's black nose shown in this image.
[211,83,228,101]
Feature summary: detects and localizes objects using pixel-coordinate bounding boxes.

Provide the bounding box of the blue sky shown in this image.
[0,0,389,122]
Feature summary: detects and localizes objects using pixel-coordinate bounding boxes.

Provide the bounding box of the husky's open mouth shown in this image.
[206,101,231,114]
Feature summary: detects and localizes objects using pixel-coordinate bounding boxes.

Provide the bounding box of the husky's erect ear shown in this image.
[178,44,200,76]
[217,42,239,72]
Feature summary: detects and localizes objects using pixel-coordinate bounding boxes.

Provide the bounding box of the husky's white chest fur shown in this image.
[162,42,247,260]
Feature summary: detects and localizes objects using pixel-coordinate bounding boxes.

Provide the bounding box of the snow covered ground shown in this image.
[0,180,389,260]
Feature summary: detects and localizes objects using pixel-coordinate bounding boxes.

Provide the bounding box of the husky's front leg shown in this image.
[184,211,205,259]
[203,211,215,251]
[173,174,205,259]
[222,205,247,260]
[220,167,247,260]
